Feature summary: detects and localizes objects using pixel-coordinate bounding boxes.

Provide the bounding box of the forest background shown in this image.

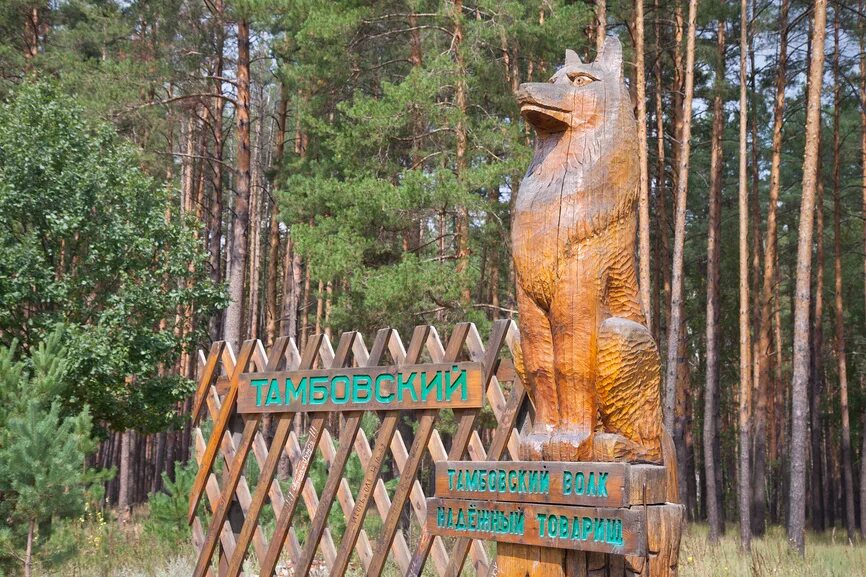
[0,0,864,573]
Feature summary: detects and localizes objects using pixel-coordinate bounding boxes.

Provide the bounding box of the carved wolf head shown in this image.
[516,37,625,135]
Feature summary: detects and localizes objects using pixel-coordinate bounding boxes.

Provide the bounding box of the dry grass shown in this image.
[45,519,866,577]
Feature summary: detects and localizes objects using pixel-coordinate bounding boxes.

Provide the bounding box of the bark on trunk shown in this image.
[118,429,131,522]
[452,0,471,306]
[635,0,651,330]
[223,17,251,349]
[662,0,697,436]
[737,0,752,549]
[787,0,827,554]
[704,18,726,543]
[758,0,788,534]
[831,11,856,540]
[24,518,35,577]
[860,3,866,539]
[266,85,289,345]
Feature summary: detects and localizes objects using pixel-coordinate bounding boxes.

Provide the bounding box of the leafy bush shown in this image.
[144,462,196,545]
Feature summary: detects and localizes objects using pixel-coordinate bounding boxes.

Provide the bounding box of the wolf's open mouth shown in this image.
[520,104,570,133]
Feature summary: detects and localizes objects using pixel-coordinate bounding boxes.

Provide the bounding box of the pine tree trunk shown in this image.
[452,0,471,306]
[596,0,606,53]
[662,0,697,437]
[246,100,264,341]
[787,0,827,554]
[814,162,828,531]
[758,0,788,533]
[652,0,666,341]
[736,0,752,549]
[118,429,131,521]
[831,11,855,540]
[266,85,289,345]
[224,17,251,348]
[704,18,725,543]
[207,0,225,341]
[634,0,651,330]
[24,518,35,577]
[859,2,866,539]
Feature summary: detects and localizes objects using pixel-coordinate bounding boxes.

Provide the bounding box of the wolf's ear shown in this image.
[597,37,623,73]
[565,49,582,65]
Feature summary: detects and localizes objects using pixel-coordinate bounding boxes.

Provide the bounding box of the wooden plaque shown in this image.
[426,497,646,556]
[435,461,667,507]
[237,361,484,413]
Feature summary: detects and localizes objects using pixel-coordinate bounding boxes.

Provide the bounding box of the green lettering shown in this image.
[250,379,268,406]
[420,371,441,401]
[598,472,608,497]
[352,375,372,403]
[266,379,282,406]
[448,468,456,490]
[445,366,468,401]
[537,513,547,537]
[375,374,395,403]
[309,376,328,405]
[331,375,349,404]
[285,376,308,404]
[398,372,418,402]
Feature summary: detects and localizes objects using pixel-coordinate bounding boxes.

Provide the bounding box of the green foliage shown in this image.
[0,327,107,576]
[0,82,226,432]
[144,462,196,545]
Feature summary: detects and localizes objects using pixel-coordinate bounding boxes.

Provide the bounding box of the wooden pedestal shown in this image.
[496,503,684,577]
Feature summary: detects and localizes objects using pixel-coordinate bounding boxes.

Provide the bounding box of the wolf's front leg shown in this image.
[515,284,559,461]
[545,254,599,461]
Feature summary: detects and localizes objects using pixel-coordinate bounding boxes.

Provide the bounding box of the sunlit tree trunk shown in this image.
[736,0,752,550]
[758,0,788,533]
[859,1,866,539]
[704,18,725,543]
[266,86,289,345]
[224,17,251,348]
[635,0,651,330]
[451,0,470,307]
[596,0,606,53]
[662,0,697,435]
[830,10,855,541]
[788,0,827,554]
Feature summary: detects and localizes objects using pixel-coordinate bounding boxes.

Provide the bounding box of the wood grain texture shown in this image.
[188,340,256,524]
[257,332,355,577]
[512,38,663,464]
[427,498,646,556]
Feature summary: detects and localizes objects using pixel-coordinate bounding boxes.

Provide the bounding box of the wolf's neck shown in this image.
[521,131,600,198]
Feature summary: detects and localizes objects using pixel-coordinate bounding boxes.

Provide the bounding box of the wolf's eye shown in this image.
[568,72,597,87]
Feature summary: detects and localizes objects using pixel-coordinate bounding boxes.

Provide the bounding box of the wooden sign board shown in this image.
[426,497,646,556]
[435,461,667,508]
[237,361,484,413]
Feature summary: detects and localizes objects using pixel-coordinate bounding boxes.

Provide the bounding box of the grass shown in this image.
[41,514,866,577]
[679,524,866,577]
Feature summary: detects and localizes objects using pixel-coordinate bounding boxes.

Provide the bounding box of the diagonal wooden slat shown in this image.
[193,404,261,577]
[202,344,271,563]
[189,340,256,523]
[329,326,432,577]
[192,341,225,426]
[295,329,391,576]
[224,336,314,577]
[405,320,511,577]
[365,324,472,577]
[258,332,357,577]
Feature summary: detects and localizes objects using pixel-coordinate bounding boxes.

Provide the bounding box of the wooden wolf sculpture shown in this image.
[512,38,663,464]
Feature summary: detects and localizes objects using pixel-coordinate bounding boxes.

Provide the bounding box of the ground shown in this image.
[42,516,866,577]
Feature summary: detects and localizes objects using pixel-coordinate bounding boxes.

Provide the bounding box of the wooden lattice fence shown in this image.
[189,320,525,577]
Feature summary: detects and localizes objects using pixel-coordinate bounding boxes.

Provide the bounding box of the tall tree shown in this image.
[787,0,827,554]
[860,0,866,539]
[224,14,252,347]
[704,16,726,544]
[830,8,855,541]
[663,0,698,435]
[756,0,788,535]
[635,0,651,330]
[736,0,751,549]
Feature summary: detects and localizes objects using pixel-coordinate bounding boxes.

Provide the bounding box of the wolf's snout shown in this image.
[518,82,571,133]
